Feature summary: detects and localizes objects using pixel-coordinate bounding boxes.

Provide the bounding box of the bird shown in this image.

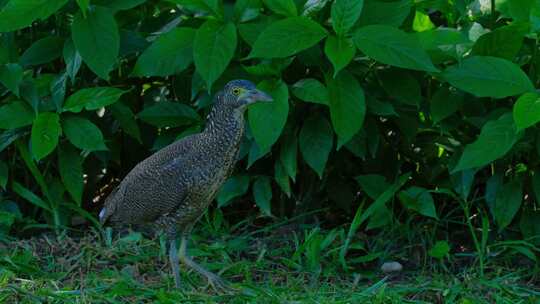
[98,79,272,291]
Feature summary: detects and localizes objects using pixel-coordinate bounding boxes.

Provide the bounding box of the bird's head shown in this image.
[218,80,273,110]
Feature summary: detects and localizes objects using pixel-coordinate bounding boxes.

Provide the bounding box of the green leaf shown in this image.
[358,0,412,27]
[238,15,275,46]
[274,161,291,197]
[110,102,141,143]
[63,87,126,112]
[471,24,527,60]
[0,63,23,96]
[292,78,329,105]
[520,210,540,245]
[93,0,147,10]
[217,175,250,207]
[20,36,64,67]
[513,92,540,131]
[353,25,438,72]
[263,0,297,17]
[398,186,438,219]
[355,174,389,200]
[299,115,333,178]
[0,100,34,129]
[167,0,223,17]
[248,80,289,150]
[194,21,237,90]
[138,101,200,128]
[0,0,69,32]
[331,0,363,35]
[31,112,61,160]
[72,6,119,80]
[249,17,328,59]
[253,176,272,215]
[429,241,450,259]
[379,69,421,106]
[58,144,84,205]
[492,179,523,230]
[412,10,434,32]
[0,160,7,189]
[63,39,82,84]
[430,86,464,123]
[442,56,534,98]
[234,0,261,23]
[76,0,90,16]
[454,113,519,172]
[62,116,107,151]
[326,71,365,148]
[12,182,51,211]
[133,28,195,77]
[280,130,297,181]
[324,35,355,77]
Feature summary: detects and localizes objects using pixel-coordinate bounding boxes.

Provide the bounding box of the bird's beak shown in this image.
[243,89,273,104]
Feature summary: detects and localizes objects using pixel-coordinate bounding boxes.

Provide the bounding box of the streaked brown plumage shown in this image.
[99,80,272,290]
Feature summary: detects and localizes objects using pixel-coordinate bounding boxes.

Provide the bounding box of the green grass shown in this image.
[1,213,540,303]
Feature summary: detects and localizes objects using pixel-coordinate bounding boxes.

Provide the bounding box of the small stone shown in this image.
[380,261,403,273]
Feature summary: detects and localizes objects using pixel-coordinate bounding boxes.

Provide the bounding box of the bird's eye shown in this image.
[232,87,241,96]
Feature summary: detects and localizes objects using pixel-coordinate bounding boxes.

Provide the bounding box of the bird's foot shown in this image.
[204,271,235,294]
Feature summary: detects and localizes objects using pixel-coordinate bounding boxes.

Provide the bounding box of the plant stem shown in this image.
[462,200,484,276]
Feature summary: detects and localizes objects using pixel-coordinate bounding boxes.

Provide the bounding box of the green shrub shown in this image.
[0,0,539,258]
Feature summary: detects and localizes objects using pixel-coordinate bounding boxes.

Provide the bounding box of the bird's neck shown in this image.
[203,102,246,153]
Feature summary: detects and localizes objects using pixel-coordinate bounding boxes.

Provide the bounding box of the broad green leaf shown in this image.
[31,112,61,160]
[513,92,540,131]
[442,56,533,98]
[429,241,450,259]
[520,210,540,245]
[492,179,523,230]
[234,0,262,23]
[416,27,470,51]
[167,0,223,17]
[0,63,23,96]
[138,101,200,128]
[353,25,438,72]
[398,186,437,219]
[72,6,119,80]
[331,0,363,35]
[366,96,397,116]
[20,36,64,67]
[63,87,126,112]
[0,160,7,189]
[299,115,333,178]
[430,86,464,123]
[238,15,275,46]
[326,71,365,148]
[0,0,69,32]
[247,140,270,168]
[133,28,195,77]
[63,39,82,84]
[355,174,389,200]
[292,78,329,105]
[12,182,51,211]
[454,113,519,172]
[280,130,297,181]
[93,0,147,10]
[253,176,272,215]
[76,0,90,16]
[58,144,84,205]
[263,0,297,17]
[471,24,527,60]
[0,101,34,129]
[63,116,107,151]
[110,102,142,143]
[217,175,250,207]
[274,161,291,197]
[249,17,327,58]
[248,80,289,150]
[357,0,412,27]
[0,129,23,154]
[194,21,236,90]
[324,35,355,77]
[412,10,434,32]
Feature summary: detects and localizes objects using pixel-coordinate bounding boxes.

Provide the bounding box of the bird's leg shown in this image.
[168,239,182,288]
[178,234,232,293]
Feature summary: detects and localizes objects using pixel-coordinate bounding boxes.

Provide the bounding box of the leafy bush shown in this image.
[0,0,539,265]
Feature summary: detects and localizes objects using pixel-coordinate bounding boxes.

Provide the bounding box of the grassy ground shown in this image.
[1,213,540,303]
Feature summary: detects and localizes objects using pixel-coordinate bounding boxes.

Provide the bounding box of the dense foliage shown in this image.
[1,0,540,271]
